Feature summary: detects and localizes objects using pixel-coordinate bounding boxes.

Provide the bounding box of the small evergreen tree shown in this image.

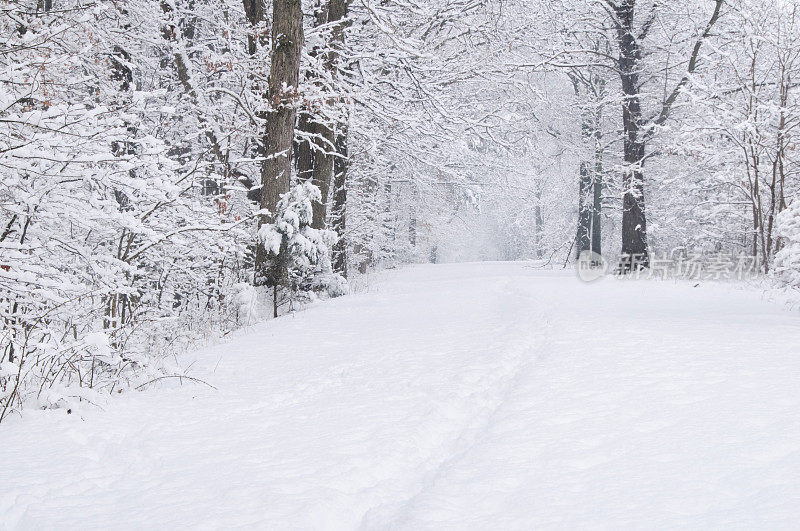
[258,182,346,317]
[775,203,800,287]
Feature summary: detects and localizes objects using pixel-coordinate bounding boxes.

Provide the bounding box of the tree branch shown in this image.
[648,0,724,131]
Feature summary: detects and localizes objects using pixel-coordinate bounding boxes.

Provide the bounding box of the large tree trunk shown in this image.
[254,0,304,286]
[309,0,349,230]
[616,0,649,268]
[327,0,351,274]
[294,2,325,188]
[609,0,722,270]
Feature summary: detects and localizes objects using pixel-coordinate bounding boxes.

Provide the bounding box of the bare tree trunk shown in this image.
[769,61,790,264]
[295,113,315,183]
[295,2,324,188]
[381,179,395,263]
[311,125,335,228]
[572,75,604,259]
[534,200,544,259]
[254,0,304,286]
[775,75,788,257]
[241,0,265,54]
[309,0,349,230]
[576,161,592,258]
[608,0,722,271]
[331,124,349,276]
[591,115,603,255]
[615,0,649,268]
[327,0,351,273]
[409,183,418,249]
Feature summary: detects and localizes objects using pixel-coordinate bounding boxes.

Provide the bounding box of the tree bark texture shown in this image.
[254,0,304,285]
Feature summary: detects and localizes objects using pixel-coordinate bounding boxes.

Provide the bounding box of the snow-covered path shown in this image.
[2,262,800,529]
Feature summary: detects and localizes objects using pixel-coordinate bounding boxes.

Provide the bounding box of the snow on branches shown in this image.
[258,181,345,316]
[0,0,255,420]
[776,203,800,287]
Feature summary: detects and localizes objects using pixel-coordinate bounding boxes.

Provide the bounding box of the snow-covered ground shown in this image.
[2,262,799,529]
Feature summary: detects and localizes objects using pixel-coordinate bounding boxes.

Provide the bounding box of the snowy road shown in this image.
[2,262,800,529]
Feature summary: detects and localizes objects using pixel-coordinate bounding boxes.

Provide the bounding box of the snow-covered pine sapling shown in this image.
[257,181,344,317]
[775,202,800,287]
